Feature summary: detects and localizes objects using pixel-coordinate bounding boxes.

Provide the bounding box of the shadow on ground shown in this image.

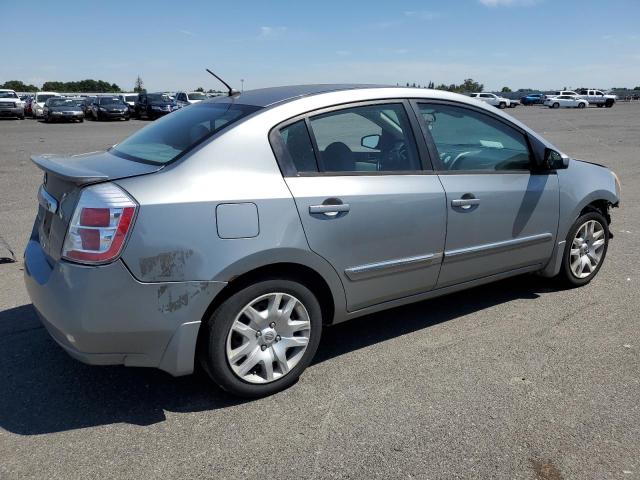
[0,274,560,435]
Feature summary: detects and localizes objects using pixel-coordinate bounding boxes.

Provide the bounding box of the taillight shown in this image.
[62,183,137,264]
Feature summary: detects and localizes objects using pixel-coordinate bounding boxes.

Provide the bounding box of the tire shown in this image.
[499,102,506,109]
[79,118,84,123]
[553,102,560,109]
[557,211,609,287]
[19,115,25,120]
[578,102,585,108]
[605,100,614,108]
[597,104,603,108]
[200,279,323,397]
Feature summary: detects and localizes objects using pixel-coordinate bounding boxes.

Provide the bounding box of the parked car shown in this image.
[544,95,589,109]
[175,91,208,107]
[25,85,620,397]
[469,92,510,109]
[577,89,616,108]
[520,93,545,105]
[90,96,130,121]
[507,99,520,108]
[31,91,60,118]
[42,97,85,122]
[0,88,25,119]
[134,92,179,119]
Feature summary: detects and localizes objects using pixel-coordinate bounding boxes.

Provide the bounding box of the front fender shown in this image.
[557,159,619,242]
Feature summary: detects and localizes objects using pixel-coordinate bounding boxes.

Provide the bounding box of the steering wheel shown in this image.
[447,151,472,170]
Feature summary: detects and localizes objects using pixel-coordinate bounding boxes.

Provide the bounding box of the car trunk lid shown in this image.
[31,151,162,261]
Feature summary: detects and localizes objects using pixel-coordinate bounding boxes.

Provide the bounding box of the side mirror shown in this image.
[361,134,381,150]
[544,148,569,170]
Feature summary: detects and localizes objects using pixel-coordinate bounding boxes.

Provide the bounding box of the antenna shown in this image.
[206,68,239,96]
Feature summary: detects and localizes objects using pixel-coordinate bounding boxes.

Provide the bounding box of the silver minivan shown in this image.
[25,85,620,397]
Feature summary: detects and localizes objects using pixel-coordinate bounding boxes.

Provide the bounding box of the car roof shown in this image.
[207,84,384,107]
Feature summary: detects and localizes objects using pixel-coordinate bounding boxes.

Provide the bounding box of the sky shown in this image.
[3,0,640,92]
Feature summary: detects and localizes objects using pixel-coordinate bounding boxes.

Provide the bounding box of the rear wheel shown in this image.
[200,279,323,397]
[557,211,609,287]
[553,102,560,109]
[605,99,614,108]
[499,102,506,109]
[597,104,604,108]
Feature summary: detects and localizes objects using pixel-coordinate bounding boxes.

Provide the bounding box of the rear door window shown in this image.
[307,103,422,173]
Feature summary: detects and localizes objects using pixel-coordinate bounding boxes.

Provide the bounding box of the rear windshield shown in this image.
[99,96,125,105]
[48,99,76,107]
[148,93,172,102]
[188,92,207,100]
[111,102,262,164]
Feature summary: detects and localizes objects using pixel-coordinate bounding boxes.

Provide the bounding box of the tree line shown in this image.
[1,79,121,92]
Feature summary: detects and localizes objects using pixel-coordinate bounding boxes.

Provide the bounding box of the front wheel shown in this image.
[553,102,560,109]
[557,211,609,287]
[200,279,322,397]
[578,102,586,108]
[498,102,506,109]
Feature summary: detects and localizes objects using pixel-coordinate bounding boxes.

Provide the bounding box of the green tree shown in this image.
[195,87,204,92]
[460,78,483,93]
[41,79,121,92]
[1,80,39,91]
[501,86,512,93]
[133,75,144,93]
[634,86,640,91]
[433,78,484,93]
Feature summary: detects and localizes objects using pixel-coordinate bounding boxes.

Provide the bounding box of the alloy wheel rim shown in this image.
[225,292,311,384]
[570,220,605,279]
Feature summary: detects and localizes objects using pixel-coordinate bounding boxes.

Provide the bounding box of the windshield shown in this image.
[49,99,76,107]
[0,91,18,99]
[111,102,261,164]
[188,92,207,100]
[37,94,56,103]
[147,93,172,103]
[99,97,125,105]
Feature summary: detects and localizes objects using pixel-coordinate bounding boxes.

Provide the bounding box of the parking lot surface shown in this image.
[1,105,639,479]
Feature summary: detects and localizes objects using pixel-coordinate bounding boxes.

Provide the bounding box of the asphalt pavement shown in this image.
[1,105,639,479]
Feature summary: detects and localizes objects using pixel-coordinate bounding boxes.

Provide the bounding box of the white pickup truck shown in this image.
[469,92,511,109]
[577,89,616,108]
[546,89,616,108]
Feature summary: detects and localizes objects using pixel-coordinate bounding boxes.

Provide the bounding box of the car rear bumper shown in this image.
[24,239,226,376]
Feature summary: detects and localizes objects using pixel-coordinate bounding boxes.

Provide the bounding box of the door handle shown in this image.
[309,204,350,215]
[451,198,480,208]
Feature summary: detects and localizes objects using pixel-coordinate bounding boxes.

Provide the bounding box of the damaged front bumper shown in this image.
[24,239,226,376]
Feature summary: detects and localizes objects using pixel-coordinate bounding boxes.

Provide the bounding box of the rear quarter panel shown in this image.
[116,114,347,319]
